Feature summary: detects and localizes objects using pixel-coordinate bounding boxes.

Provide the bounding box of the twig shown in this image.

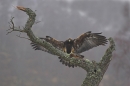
[6,17,25,35]
[35,20,41,24]
[16,33,31,41]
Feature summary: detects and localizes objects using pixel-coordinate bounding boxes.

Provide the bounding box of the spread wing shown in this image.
[30,36,64,55]
[31,36,77,68]
[74,31,108,53]
[31,36,85,68]
[31,41,55,55]
[44,36,64,51]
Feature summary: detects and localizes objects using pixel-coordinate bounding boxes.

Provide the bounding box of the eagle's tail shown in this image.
[58,54,84,68]
[58,57,75,68]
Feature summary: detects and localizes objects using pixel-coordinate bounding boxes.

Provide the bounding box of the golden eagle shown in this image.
[31,31,108,67]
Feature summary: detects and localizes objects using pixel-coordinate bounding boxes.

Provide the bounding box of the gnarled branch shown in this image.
[7,6,92,71]
[7,6,115,86]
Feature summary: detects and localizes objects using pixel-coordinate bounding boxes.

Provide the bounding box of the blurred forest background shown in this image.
[0,0,130,86]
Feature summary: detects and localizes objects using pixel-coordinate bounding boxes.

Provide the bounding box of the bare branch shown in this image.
[16,33,31,41]
[6,17,25,35]
[35,20,41,24]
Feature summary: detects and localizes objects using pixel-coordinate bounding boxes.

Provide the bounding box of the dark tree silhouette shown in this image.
[114,2,130,77]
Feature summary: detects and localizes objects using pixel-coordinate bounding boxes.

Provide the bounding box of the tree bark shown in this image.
[7,6,115,86]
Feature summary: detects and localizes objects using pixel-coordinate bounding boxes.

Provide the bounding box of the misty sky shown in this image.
[0,0,130,86]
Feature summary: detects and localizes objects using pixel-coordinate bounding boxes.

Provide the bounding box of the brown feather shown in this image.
[30,31,107,68]
[73,31,108,53]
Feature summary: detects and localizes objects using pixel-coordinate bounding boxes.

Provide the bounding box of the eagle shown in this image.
[31,31,108,68]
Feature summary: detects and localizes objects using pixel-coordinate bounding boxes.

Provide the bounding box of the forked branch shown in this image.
[7,6,115,86]
[7,6,92,71]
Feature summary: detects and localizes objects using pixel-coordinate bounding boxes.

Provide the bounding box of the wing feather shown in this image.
[30,40,55,55]
[31,37,75,67]
[30,36,64,55]
[74,31,108,53]
[43,36,64,51]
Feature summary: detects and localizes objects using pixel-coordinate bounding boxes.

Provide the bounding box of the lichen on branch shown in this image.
[99,38,115,72]
[7,6,92,71]
[7,6,115,86]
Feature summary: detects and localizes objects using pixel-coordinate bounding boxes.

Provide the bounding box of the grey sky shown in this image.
[0,0,129,86]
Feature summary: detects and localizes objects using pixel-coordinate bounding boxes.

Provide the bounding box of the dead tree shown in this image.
[7,6,115,86]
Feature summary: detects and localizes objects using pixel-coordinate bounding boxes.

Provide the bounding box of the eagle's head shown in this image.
[65,38,73,44]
